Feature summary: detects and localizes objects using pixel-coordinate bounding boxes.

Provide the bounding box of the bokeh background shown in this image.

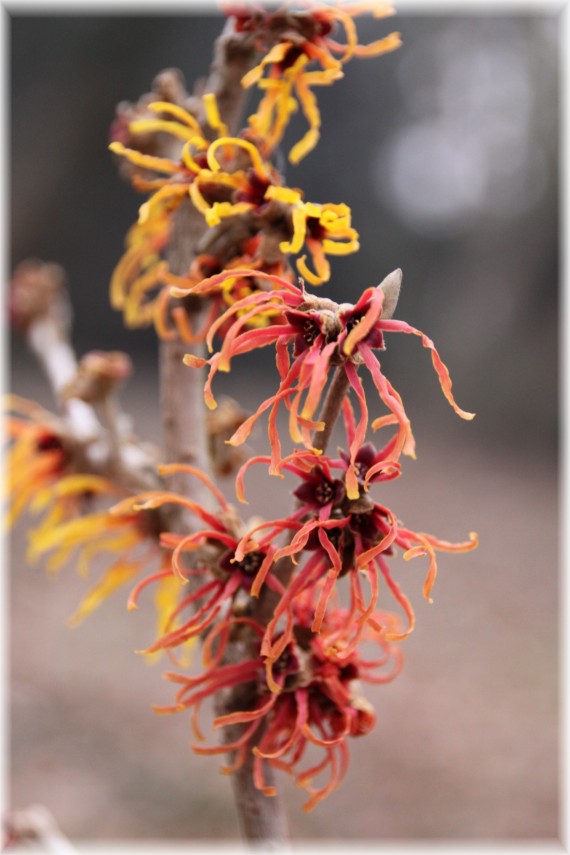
[8,4,559,845]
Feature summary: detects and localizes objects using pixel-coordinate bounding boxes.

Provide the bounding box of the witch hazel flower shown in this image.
[175,267,473,496]
[233,432,477,680]
[110,463,301,657]
[155,246,293,345]
[108,95,227,329]
[110,95,359,336]
[155,597,402,811]
[5,395,72,529]
[109,194,173,330]
[228,1,402,163]
[185,134,360,284]
[20,470,161,626]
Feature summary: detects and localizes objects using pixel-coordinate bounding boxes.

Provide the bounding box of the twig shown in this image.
[312,366,351,454]
[12,262,159,494]
[159,17,255,516]
[229,749,290,846]
[3,804,78,853]
[160,198,214,520]
[25,304,101,445]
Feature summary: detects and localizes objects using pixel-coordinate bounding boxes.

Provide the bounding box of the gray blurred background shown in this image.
[9,6,559,845]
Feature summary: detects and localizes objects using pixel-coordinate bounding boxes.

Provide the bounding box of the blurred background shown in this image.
[8,4,559,845]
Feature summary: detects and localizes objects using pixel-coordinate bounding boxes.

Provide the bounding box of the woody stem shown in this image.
[312,365,351,454]
[252,364,353,627]
[157,20,290,847]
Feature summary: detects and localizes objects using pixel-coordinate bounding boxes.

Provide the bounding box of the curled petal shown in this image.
[379,319,475,421]
[377,556,416,642]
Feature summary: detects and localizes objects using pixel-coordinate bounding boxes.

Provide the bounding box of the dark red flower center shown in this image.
[235,169,271,207]
[36,434,64,453]
[279,45,305,71]
[307,216,326,242]
[236,550,265,576]
[314,480,335,505]
[302,318,320,345]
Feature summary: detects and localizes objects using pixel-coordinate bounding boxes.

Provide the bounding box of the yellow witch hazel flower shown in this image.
[189,136,359,286]
[23,472,160,627]
[109,195,172,330]
[110,92,359,327]
[108,96,225,331]
[109,96,228,224]
[4,407,159,630]
[228,1,401,163]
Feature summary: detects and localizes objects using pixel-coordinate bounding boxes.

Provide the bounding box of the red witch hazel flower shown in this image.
[175,267,474,496]
[235,432,477,684]
[111,463,300,658]
[155,594,403,811]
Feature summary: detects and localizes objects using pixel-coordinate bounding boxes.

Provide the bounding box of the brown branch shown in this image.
[228,748,290,844]
[312,365,351,454]
[160,198,214,521]
[12,261,160,494]
[155,19,292,846]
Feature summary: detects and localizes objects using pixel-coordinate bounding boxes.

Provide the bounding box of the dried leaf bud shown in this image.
[207,396,250,476]
[378,268,402,320]
[151,68,188,105]
[9,259,68,332]
[62,350,132,404]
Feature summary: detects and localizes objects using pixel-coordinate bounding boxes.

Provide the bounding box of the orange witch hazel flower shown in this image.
[154,596,403,811]
[4,395,71,529]
[228,1,402,163]
[175,267,474,495]
[156,243,293,344]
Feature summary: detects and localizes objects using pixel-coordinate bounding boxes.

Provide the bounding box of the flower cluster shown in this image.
[154,599,403,811]
[9,2,478,817]
[87,281,475,801]
[110,93,359,338]
[108,2,394,342]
